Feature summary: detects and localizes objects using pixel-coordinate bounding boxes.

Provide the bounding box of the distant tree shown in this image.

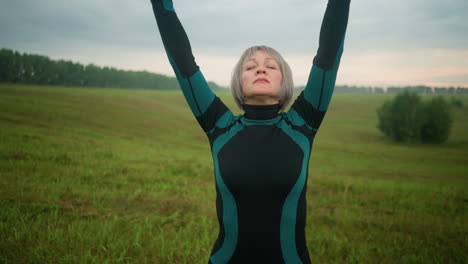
[374,87,384,94]
[456,87,468,95]
[387,87,401,94]
[207,81,228,91]
[405,85,431,94]
[419,96,453,143]
[434,87,448,94]
[377,91,453,143]
[0,49,15,81]
[377,91,423,142]
[450,96,463,108]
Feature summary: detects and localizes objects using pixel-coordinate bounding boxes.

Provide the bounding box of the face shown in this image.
[241,51,283,105]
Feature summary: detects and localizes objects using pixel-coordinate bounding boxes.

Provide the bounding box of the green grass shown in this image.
[1,83,467,263]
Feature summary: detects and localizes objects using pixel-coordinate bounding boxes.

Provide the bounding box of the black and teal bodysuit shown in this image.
[150,0,350,263]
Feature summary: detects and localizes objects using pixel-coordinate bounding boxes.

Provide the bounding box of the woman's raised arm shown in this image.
[150,0,233,135]
[288,0,351,131]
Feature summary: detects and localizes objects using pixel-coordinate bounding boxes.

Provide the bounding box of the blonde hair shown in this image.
[230,45,294,112]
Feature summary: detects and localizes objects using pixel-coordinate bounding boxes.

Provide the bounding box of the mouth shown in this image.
[254,78,269,83]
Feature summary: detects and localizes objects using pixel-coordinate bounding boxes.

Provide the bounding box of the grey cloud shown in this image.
[1,0,467,61]
[0,0,158,52]
[345,0,467,51]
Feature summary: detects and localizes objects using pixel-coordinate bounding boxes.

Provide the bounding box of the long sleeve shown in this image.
[288,0,350,131]
[150,0,233,134]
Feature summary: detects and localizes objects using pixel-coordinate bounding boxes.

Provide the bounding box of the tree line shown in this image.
[0,48,226,90]
[1,48,466,94]
[295,85,468,95]
[334,85,468,94]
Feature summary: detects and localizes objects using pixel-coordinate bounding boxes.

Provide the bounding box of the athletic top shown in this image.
[150,0,350,263]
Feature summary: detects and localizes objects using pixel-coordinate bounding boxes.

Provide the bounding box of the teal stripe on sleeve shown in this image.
[303,65,325,109]
[188,71,216,115]
[167,51,215,116]
[304,37,345,112]
[332,39,345,71]
[317,38,344,111]
[176,78,200,116]
[317,39,344,111]
[166,49,182,80]
[162,0,175,12]
[319,69,338,111]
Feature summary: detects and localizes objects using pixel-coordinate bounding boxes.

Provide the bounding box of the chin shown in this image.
[259,89,280,96]
[243,86,280,99]
[256,93,278,98]
[253,87,280,94]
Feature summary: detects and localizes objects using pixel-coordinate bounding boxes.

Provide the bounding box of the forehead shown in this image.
[244,50,277,63]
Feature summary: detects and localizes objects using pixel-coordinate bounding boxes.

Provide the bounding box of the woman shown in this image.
[150,0,350,263]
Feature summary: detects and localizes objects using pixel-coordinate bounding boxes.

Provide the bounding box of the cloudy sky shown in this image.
[1,0,467,87]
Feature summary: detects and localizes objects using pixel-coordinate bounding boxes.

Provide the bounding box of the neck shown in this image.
[242,103,281,120]
[243,95,279,105]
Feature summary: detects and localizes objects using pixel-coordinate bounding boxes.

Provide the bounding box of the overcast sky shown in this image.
[1,0,467,87]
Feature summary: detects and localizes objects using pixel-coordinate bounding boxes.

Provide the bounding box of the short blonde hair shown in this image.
[230,45,294,112]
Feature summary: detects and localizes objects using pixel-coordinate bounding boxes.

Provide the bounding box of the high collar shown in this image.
[242,103,281,120]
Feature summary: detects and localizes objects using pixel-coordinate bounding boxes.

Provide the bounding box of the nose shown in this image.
[256,67,266,75]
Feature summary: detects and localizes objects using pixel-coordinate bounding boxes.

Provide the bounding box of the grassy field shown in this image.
[0,83,467,264]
